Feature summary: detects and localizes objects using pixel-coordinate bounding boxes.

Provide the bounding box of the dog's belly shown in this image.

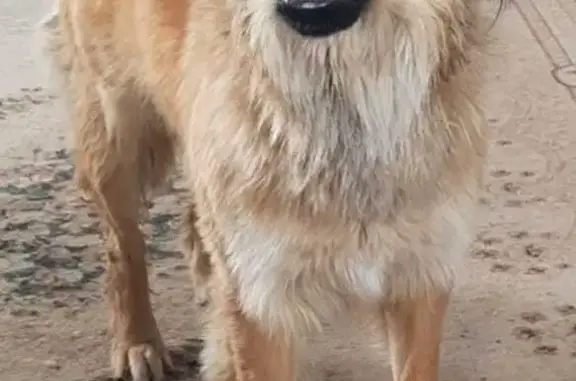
[223,193,476,335]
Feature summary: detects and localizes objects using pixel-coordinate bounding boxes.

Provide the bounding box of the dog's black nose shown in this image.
[276,0,369,38]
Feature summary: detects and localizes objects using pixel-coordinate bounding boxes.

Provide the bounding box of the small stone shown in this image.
[19,202,45,212]
[509,231,529,239]
[173,264,188,271]
[0,184,27,195]
[64,243,88,253]
[151,213,176,225]
[53,149,68,160]
[478,197,490,205]
[82,266,105,281]
[0,239,14,251]
[147,244,181,260]
[491,169,511,178]
[10,308,40,317]
[156,272,170,279]
[512,326,541,341]
[474,249,500,259]
[505,200,523,207]
[43,359,61,370]
[25,182,55,201]
[520,311,547,324]
[482,237,502,245]
[525,244,544,258]
[34,235,51,245]
[525,266,547,274]
[502,182,520,193]
[54,269,85,285]
[46,222,68,237]
[3,221,31,231]
[534,345,557,356]
[35,254,80,270]
[52,299,68,308]
[53,168,73,182]
[80,222,100,235]
[556,304,576,316]
[491,263,512,272]
[20,240,41,253]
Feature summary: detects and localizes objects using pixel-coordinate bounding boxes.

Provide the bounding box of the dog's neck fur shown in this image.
[185,0,485,228]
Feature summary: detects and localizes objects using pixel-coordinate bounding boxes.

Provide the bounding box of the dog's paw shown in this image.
[111,340,173,381]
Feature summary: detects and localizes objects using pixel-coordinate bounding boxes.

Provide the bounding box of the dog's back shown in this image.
[43,0,191,124]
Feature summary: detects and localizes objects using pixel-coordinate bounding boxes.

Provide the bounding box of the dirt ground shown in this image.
[1,1,576,380]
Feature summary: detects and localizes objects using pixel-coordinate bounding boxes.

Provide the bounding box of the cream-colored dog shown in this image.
[40,0,496,380]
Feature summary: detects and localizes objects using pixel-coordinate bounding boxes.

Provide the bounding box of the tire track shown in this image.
[514,0,576,100]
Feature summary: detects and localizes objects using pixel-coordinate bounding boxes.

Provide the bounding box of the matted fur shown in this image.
[40,0,495,380]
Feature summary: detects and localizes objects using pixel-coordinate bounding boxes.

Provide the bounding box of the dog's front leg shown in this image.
[201,288,297,381]
[383,292,450,381]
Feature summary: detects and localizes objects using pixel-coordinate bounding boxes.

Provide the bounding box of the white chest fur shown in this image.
[223,193,476,335]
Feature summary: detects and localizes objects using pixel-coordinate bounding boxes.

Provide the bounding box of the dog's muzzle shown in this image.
[276,0,369,38]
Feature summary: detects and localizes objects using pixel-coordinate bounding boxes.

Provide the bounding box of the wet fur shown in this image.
[40,0,495,380]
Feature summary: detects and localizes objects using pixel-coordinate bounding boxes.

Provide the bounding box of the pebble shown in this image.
[43,359,61,370]
[54,269,85,285]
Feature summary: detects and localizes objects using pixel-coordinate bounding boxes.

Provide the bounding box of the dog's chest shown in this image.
[222,198,470,334]
[224,219,388,332]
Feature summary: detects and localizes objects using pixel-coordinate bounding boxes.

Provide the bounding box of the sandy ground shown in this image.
[1,1,576,380]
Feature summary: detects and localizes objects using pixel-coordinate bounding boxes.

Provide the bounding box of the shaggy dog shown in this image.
[40,0,498,380]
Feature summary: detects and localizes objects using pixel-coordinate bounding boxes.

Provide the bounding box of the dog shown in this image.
[40,0,496,380]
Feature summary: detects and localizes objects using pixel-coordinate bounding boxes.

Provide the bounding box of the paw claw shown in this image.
[112,342,171,381]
